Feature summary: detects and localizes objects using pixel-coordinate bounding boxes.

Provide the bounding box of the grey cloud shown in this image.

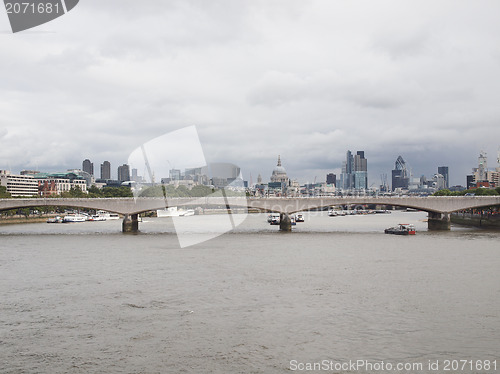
[373,31,432,60]
[1,1,500,188]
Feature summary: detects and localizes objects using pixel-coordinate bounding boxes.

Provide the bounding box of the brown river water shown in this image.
[1,211,499,373]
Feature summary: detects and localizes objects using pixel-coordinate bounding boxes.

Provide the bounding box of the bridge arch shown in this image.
[244,196,500,215]
[1,196,499,232]
[0,199,125,216]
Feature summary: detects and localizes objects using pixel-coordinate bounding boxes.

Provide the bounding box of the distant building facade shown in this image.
[101,161,111,180]
[466,175,475,189]
[268,155,289,195]
[0,170,38,197]
[82,159,94,176]
[470,151,499,188]
[433,173,446,190]
[117,164,130,182]
[438,166,449,189]
[326,173,336,185]
[392,155,409,191]
[67,169,94,187]
[354,151,368,190]
[340,150,367,190]
[270,155,289,185]
[35,172,88,196]
[340,150,354,190]
[20,170,40,176]
[169,169,181,181]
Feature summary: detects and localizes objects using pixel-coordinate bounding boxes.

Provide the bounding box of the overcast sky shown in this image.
[1,0,500,186]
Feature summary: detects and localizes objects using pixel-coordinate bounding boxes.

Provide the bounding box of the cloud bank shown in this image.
[1,0,499,186]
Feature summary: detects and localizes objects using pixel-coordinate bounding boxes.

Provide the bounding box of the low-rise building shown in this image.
[0,170,39,197]
[35,172,88,196]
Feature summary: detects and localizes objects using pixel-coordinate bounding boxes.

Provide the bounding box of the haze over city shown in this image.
[1,1,500,186]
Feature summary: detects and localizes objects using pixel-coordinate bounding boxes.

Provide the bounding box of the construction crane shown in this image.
[380,173,388,192]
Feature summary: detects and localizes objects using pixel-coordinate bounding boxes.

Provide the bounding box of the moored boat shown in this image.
[63,214,87,223]
[47,216,63,223]
[295,213,304,222]
[93,210,120,220]
[328,209,338,217]
[269,213,280,225]
[88,215,106,221]
[157,207,195,217]
[157,207,182,217]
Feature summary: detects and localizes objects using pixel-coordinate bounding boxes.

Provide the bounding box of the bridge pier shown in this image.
[122,214,139,233]
[428,212,451,230]
[279,213,292,231]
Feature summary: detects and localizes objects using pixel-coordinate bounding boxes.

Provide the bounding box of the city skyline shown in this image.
[4,147,500,191]
[1,2,500,186]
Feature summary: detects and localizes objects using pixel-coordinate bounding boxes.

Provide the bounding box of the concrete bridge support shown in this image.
[122,214,139,233]
[428,212,451,230]
[280,213,292,231]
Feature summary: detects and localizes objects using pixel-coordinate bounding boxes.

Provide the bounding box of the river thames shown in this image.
[1,211,499,373]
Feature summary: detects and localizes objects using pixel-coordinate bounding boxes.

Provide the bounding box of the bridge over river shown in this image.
[1,196,499,232]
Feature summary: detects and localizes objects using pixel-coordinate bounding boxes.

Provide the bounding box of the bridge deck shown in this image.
[0,196,499,215]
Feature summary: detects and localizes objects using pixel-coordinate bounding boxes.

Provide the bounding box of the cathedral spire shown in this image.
[277,155,281,167]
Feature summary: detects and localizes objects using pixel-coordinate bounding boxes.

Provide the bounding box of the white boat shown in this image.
[328,209,338,217]
[295,213,304,222]
[89,215,106,221]
[157,207,182,217]
[47,216,63,223]
[157,207,195,217]
[94,211,120,220]
[268,213,280,225]
[63,214,87,223]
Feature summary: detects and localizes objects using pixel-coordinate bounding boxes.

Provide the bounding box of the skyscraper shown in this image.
[437,166,449,189]
[101,161,111,180]
[340,150,367,190]
[340,150,354,190]
[392,155,409,191]
[82,159,93,176]
[117,164,130,182]
[354,151,368,190]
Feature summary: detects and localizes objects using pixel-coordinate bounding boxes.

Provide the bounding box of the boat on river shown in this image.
[384,223,416,235]
[268,213,280,225]
[88,214,107,221]
[47,216,63,223]
[157,207,195,217]
[63,214,87,223]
